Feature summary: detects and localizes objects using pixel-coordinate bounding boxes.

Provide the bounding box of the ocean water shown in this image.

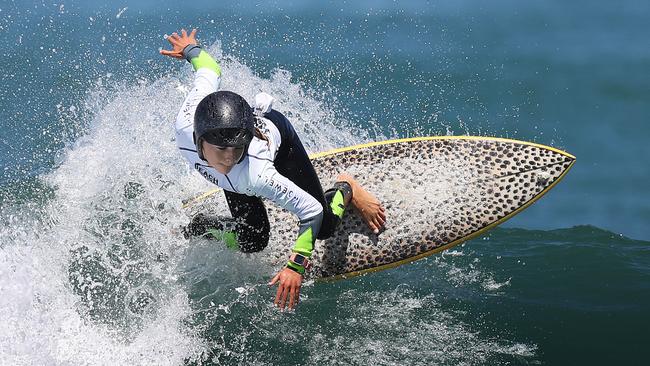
[1,0,649,365]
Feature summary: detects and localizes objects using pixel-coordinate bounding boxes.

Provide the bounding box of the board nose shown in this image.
[513,142,576,180]
[536,143,576,162]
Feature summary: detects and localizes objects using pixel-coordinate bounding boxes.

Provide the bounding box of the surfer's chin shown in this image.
[213,164,235,175]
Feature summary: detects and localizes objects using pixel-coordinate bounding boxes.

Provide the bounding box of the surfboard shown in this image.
[183,136,575,281]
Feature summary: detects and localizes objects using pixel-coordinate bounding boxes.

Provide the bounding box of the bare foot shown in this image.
[337,173,386,234]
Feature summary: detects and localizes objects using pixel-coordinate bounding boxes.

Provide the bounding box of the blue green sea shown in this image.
[1,1,649,365]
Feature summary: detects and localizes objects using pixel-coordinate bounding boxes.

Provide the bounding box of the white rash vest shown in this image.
[174,63,324,231]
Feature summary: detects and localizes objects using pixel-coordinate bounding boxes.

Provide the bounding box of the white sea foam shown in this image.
[0,41,365,365]
[483,277,512,291]
[306,287,537,365]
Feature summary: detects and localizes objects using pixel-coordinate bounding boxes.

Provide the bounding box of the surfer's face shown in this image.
[202,142,245,175]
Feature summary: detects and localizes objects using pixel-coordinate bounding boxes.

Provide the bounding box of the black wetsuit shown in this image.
[185,110,350,252]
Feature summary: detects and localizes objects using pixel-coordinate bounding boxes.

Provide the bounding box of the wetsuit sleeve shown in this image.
[182,45,221,76]
[254,168,323,258]
[174,47,222,163]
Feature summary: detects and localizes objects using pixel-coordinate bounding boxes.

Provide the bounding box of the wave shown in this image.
[0,38,372,365]
[1,31,647,365]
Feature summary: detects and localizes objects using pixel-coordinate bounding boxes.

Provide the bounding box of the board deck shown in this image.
[184,136,576,281]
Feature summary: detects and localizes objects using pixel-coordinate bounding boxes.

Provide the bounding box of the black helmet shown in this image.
[193,91,255,160]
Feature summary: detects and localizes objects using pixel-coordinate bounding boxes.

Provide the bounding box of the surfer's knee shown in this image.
[183,213,222,238]
[237,227,270,253]
[316,212,338,239]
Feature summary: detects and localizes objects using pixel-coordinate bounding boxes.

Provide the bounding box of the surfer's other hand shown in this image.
[269,267,302,310]
[160,28,198,59]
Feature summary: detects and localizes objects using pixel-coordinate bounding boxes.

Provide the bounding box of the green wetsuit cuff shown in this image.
[292,227,314,257]
[291,211,323,257]
[182,45,221,76]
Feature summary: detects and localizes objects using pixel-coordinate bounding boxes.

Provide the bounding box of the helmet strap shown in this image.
[194,133,207,161]
[237,142,250,164]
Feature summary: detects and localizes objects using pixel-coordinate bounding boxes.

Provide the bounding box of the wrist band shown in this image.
[286,261,305,275]
[182,44,202,62]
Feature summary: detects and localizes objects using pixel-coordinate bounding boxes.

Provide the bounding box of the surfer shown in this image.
[161,29,385,310]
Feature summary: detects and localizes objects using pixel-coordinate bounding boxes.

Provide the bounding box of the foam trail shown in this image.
[306,287,536,365]
[0,41,366,365]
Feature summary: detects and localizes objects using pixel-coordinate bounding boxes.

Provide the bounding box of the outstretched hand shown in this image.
[160,28,198,59]
[269,267,303,310]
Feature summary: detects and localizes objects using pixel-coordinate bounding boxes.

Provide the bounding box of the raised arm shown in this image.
[161,28,222,156]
